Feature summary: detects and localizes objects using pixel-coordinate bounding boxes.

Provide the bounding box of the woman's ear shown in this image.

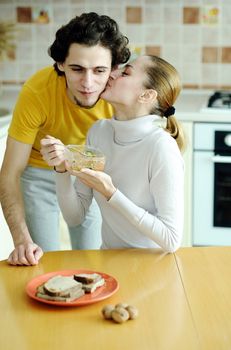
[138,89,157,104]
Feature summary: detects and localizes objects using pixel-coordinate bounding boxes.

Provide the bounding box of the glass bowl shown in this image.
[65,145,105,171]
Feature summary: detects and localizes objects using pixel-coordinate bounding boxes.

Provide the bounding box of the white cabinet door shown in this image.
[181,121,193,247]
[0,124,14,260]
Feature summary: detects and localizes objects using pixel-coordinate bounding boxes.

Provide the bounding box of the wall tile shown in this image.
[103,0,123,3]
[144,26,162,45]
[145,0,161,4]
[17,7,32,23]
[53,6,71,23]
[31,0,54,3]
[6,48,16,61]
[126,7,142,23]
[221,26,231,46]
[32,6,51,24]
[202,47,219,63]
[70,0,85,3]
[53,0,70,3]
[35,43,54,63]
[129,45,144,57]
[164,6,181,24]
[35,25,52,43]
[145,46,161,56]
[202,5,220,25]
[183,7,200,24]
[86,5,106,14]
[1,62,18,81]
[202,63,219,86]
[124,0,143,4]
[163,26,181,44]
[182,62,201,85]
[16,43,34,61]
[222,47,231,63]
[202,0,220,5]
[220,64,231,87]
[70,6,86,17]
[164,0,181,4]
[143,5,162,24]
[183,46,201,63]
[221,5,231,25]
[162,45,182,69]
[183,26,200,45]
[183,0,201,4]
[17,25,33,42]
[15,0,31,4]
[0,5,16,21]
[18,63,36,81]
[104,6,125,23]
[202,27,219,45]
[125,24,144,43]
[0,0,14,4]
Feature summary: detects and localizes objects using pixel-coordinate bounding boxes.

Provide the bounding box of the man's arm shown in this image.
[0,136,43,265]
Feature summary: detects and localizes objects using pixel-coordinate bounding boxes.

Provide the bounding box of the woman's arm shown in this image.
[40,136,93,227]
[55,172,93,227]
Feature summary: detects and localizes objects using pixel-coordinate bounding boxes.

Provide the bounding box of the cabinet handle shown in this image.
[212,155,231,163]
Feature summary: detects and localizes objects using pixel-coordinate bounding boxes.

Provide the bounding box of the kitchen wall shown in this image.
[0,0,231,89]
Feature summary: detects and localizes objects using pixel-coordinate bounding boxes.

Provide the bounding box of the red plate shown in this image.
[26,269,119,306]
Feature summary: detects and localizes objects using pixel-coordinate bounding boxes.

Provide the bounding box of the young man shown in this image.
[0,12,130,266]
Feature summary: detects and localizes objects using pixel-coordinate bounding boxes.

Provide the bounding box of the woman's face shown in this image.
[101,56,150,107]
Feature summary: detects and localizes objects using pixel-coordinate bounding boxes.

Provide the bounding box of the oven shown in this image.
[193,122,231,246]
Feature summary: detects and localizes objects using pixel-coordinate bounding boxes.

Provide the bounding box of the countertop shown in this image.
[0,86,231,125]
[175,89,231,123]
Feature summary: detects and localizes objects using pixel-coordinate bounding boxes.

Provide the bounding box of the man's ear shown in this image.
[57,62,65,72]
[138,89,157,103]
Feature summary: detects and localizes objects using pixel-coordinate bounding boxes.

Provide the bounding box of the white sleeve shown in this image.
[55,172,93,227]
[108,141,184,253]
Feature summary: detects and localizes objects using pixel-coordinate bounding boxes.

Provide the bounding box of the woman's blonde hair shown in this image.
[144,55,186,153]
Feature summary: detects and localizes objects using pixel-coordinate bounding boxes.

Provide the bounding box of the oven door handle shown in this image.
[212,155,231,163]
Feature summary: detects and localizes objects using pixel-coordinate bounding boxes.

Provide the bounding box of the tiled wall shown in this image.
[0,0,231,89]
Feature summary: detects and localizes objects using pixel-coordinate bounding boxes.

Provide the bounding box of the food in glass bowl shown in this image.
[64,145,105,171]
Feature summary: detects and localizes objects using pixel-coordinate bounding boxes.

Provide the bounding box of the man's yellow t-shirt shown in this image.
[8,66,113,169]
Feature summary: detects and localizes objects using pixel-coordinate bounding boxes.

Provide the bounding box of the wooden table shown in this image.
[0,247,230,350]
[175,247,231,350]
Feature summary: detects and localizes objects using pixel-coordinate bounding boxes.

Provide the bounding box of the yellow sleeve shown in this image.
[8,85,47,145]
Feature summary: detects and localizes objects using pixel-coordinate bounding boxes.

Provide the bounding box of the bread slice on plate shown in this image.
[42,275,82,297]
[36,275,84,302]
[37,286,84,302]
[74,273,105,293]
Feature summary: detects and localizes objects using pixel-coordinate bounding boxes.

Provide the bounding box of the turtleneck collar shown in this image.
[110,115,163,144]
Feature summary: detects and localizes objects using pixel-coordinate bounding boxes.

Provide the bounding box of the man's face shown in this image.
[58,43,112,108]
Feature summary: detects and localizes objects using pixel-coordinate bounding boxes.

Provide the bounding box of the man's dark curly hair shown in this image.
[48,12,131,75]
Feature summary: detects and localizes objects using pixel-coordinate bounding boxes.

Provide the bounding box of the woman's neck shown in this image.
[113,105,151,121]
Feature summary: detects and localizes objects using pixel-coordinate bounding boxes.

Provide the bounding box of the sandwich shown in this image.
[36,275,84,302]
[36,272,105,303]
[74,273,105,293]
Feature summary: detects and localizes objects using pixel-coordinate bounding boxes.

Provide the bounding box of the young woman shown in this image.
[40,55,185,253]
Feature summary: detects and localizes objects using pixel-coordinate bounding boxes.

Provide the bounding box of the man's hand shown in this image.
[40,135,66,171]
[71,168,116,200]
[7,242,43,266]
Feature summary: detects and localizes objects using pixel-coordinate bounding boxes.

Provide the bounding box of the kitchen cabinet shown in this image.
[0,123,14,260]
[181,121,193,247]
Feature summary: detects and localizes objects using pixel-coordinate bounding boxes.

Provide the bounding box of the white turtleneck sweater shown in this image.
[56,115,184,253]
